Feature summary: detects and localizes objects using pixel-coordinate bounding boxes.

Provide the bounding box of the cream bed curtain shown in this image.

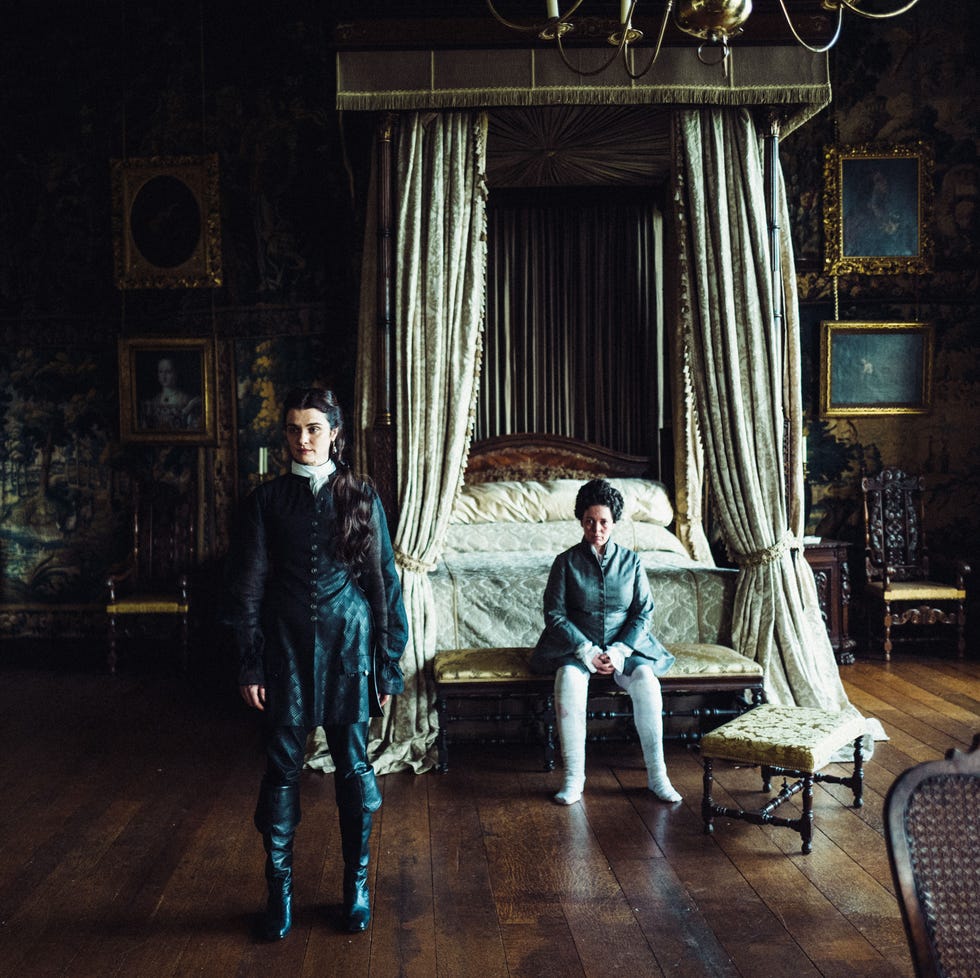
[673,107,857,716]
[327,110,489,776]
[319,90,868,774]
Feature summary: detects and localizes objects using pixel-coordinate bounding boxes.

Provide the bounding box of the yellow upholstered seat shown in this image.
[433,647,538,684]
[699,703,865,773]
[865,580,966,603]
[700,703,866,854]
[107,594,190,615]
[662,642,764,680]
[432,643,764,685]
[430,644,766,773]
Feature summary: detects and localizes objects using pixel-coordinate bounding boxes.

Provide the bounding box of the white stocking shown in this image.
[553,665,589,805]
[617,666,681,802]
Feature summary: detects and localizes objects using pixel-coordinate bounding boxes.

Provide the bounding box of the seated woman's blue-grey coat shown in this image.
[224,472,407,728]
[530,539,674,677]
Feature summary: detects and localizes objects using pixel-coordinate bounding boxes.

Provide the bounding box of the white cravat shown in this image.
[291,458,336,495]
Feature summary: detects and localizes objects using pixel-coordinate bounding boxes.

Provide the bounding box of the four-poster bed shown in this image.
[431,434,736,655]
[322,24,878,776]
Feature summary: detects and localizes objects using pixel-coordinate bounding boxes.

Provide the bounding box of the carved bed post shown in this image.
[372,112,398,528]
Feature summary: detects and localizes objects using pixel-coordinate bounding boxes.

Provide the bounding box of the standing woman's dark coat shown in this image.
[225,470,407,728]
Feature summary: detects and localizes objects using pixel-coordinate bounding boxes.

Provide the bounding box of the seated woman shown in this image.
[530,478,681,806]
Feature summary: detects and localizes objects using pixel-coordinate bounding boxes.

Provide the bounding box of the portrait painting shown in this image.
[819,322,933,417]
[823,142,934,275]
[118,337,216,443]
[111,154,223,289]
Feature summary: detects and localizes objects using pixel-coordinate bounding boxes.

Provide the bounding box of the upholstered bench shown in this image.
[700,703,866,854]
[432,643,765,773]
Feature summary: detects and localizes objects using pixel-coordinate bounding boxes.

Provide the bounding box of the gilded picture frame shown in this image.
[819,321,933,417]
[118,337,217,443]
[823,142,934,276]
[111,154,223,289]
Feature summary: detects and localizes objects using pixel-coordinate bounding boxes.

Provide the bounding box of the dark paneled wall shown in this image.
[782,7,979,599]
[1,3,976,651]
[0,3,372,639]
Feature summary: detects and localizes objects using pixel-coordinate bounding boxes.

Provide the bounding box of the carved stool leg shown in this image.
[883,601,893,661]
[541,693,556,772]
[800,774,815,854]
[848,736,865,808]
[702,757,715,835]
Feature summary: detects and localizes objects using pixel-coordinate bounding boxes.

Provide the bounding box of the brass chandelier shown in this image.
[486,0,923,76]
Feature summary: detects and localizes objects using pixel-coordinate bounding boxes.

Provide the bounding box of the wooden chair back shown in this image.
[884,734,980,978]
[861,466,929,585]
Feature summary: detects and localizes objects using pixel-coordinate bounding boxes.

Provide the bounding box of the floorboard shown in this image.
[1,645,976,977]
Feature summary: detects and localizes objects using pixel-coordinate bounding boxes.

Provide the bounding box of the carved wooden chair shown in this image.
[861,467,970,660]
[105,480,196,674]
[884,735,980,978]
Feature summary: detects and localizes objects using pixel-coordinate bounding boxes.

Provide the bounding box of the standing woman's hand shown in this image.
[379,694,391,709]
[240,684,266,710]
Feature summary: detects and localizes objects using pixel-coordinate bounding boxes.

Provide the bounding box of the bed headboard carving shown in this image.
[464,434,650,485]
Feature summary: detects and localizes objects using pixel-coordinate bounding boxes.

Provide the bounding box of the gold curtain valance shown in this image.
[336,45,830,134]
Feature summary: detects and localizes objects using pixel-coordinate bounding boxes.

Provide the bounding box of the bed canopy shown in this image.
[327,35,867,775]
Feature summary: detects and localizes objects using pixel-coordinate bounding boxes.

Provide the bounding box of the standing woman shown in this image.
[224,387,407,938]
[531,478,681,807]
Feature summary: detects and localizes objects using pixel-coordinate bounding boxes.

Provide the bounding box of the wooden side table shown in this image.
[803,538,857,665]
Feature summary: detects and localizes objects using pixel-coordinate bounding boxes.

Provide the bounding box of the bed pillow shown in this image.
[450,477,674,527]
[442,519,692,557]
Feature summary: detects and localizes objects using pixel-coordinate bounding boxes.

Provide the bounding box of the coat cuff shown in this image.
[606,642,630,672]
[574,642,599,674]
[236,630,265,687]
[375,653,405,696]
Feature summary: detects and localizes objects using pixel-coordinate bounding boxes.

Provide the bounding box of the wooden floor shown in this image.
[1,643,977,978]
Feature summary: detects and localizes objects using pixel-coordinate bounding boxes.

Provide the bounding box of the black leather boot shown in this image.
[340,809,372,931]
[338,768,382,933]
[254,781,301,941]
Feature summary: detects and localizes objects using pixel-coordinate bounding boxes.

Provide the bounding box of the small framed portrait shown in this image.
[119,337,217,443]
[819,321,933,417]
[111,154,223,289]
[823,142,934,275]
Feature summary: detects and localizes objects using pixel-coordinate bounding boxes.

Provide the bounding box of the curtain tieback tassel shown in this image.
[394,549,437,574]
[734,530,803,568]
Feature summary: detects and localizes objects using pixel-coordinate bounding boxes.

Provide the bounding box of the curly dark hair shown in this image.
[282,387,374,571]
[574,478,624,522]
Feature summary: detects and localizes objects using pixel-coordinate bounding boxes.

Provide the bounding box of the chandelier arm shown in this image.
[485,0,586,34]
[625,0,673,80]
[839,0,921,20]
[556,28,627,76]
[775,0,844,53]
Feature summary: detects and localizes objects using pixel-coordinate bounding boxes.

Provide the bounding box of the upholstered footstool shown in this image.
[700,704,866,854]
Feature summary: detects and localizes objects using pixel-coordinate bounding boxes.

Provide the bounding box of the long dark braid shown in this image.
[282,387,374,572]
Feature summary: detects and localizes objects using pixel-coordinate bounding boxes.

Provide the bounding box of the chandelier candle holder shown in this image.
[486,0,923,75]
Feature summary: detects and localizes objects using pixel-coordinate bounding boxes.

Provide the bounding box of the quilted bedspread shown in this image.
[432,479,737,652]
[431,546,736,652]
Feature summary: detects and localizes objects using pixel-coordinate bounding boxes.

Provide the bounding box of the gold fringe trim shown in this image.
[336,84,830,114]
